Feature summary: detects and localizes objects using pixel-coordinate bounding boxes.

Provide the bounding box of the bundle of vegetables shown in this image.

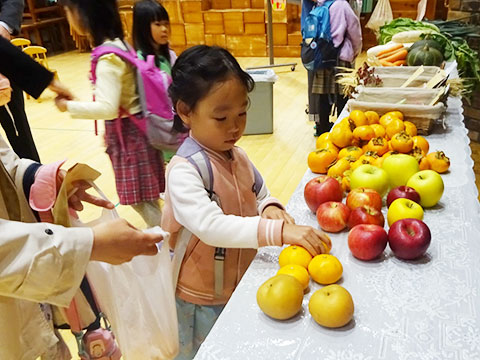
[378,18,440,45]
[371,43,408,66]
[427,19,480,39]
[421,33,480,98]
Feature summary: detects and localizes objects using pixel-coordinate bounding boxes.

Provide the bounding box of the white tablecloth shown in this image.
[195,96,480,360]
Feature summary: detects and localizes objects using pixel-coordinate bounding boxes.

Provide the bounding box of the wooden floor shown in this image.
[19,50,479,358]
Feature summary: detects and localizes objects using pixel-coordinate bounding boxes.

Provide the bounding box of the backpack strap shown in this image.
[250,161,263,196]
[175,137,225,297]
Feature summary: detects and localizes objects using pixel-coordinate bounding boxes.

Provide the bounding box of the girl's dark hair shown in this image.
[169,45,255,132]
[133,0,171,64]
[60,0,124,47]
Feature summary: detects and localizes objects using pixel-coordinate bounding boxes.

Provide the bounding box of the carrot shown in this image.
[393,59,407,66]
[377,47,405,60]
[376,44,404,58]
[383,49,408,63]
[380,60,394,67]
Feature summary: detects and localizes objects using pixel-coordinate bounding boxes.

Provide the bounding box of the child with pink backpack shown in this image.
[56,0,178,227]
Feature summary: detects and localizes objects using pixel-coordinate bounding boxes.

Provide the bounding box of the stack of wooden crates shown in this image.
[162,0,301,57]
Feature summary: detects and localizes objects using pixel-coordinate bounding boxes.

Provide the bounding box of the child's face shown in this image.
[179,76,248,153]
[151,20,170,46]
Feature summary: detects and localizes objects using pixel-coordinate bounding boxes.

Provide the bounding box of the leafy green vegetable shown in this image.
[378,18,440,45]
[423,33,480,99]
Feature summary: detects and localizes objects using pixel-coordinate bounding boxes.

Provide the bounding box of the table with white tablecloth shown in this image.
[194,95,480,360]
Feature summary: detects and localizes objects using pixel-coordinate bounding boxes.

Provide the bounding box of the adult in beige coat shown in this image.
[0,36,163,359]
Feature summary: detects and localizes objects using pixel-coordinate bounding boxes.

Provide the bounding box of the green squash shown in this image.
[409,39,443,53]
[407,45,444,67]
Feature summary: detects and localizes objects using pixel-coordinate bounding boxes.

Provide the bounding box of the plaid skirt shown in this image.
[312,60,354,95]
[105,117,165,205]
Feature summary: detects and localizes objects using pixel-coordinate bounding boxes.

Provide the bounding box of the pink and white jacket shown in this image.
[161,139,285,306]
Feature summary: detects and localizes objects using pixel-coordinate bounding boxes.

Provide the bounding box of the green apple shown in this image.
[350,164,389,197]
[382,154,419,189]
[387,198,424,226]
[406,170,444,208]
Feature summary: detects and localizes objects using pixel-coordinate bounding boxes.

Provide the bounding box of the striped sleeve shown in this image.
[257,218,284,247]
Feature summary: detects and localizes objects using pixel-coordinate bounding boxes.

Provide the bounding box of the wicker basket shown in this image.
[347,99,445,135]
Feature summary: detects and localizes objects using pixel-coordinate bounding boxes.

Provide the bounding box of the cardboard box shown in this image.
[287,31,302,46]
[244,10,265,23]
[162,1,182,23]
[203,11,224,23]
[181,1,203,13]
[250,0,264,9]
[223,11,244,34]
[245,23,265,35]
[205,22,225,34]
[211,0,231,9]
[185,23,205,45]
[231,0,251,8]
[272,23,287,45]
[183,12,203,23]
[205,34,226,47]
[170,24,186,46]
[273,45,300,57]
[226,35,267,56]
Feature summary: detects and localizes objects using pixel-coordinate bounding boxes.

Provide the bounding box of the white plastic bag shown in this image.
[366,0,393,34]
[74,185,179,360]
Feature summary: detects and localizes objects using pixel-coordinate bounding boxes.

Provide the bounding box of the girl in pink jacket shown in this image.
[162,45,331,359]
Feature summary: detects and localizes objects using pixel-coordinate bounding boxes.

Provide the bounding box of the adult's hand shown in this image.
[91,218,163,264]
[0,26,11,40]
[55,170,114,211]
[49,79,74,100]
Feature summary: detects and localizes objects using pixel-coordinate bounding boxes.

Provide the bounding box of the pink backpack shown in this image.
[91,45,181,151]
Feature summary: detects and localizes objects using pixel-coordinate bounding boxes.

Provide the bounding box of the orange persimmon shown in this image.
[338,146,363,160]
[412,135,429,154]
[353,125,376,142]
[385,118,405,139]
[349,110,368,128]
[426,151,450,173]
[370,123,386,138]
[308,148,337,174]
[330,124,353,148]
[327,157,352,177]
[365,111,380,125]
[366,137,389,156]
[391,132,414,153]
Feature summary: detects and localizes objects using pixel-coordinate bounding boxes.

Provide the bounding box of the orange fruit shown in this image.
[279,245,313,269]
[426,151,450,173]
[364,111,380,125]
[385,111,404,121]
[277,264,310,290]
[330,124,353,148]
[403,121,417,137]
[390,131,414,153]
[349,110,368,127]
[352,125,376,142]
[385,118,405,139]
[308,254,343,285]
[419,156,431,170]
[374,155,385,168]
[366,137,389,156]
[338,146,363,160]
[341,174,351,192]
[317,140,339,154]
[315,132,331,149]
[327,157,352,177]
[308,148,337,174]
[412,135,429,154]
[370,123,386,138]
[379,113,399,128]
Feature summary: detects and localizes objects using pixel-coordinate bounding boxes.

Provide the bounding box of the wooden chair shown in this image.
[23,45,58,100]
[10,37,31,50]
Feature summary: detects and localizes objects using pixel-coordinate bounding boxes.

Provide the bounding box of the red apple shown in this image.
[347,205,385,229]
[388,218,431,260]
[346,187,383,212]
[348,224,388,261]
[316,201,351,233]
[386,186,421,208]
[304,176,344,213]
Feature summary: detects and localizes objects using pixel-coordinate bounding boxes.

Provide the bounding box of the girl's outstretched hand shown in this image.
[282,223,332,256]
[262,205,295,224]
